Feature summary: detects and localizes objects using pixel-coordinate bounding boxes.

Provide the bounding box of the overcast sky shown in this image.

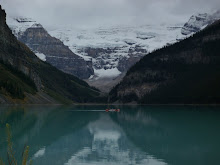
[0,0,220,28]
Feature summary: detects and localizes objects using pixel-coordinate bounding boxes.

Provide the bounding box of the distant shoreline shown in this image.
[1,103,220,106]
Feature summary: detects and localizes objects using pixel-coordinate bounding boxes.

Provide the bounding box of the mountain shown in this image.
[109,19,220,104]
[8,11,219,93]
[0,5,101,104]
[7,17,94,79]
[182,10,220,35]
[49,24,186,91]
[7,17,186,92]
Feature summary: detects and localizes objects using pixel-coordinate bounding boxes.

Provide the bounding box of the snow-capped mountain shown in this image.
[48,24,185,87]
[7,15,188,91]
[181,10,220,35]
[7,17,46,61]
[7,11,217,91]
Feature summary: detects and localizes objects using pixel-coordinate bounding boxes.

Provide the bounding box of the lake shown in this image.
[0,105,220,165]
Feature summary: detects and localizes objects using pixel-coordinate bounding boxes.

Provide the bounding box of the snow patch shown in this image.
[94,68,121,79]
[35,52,46,61]
[64,148,91,165]
[33,147,46,158]
[181,10,220,35]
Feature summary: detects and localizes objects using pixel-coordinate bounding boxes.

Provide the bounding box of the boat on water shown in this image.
[105,109,120,112]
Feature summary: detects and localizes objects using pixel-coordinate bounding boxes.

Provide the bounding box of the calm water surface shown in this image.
[0,106,220,165]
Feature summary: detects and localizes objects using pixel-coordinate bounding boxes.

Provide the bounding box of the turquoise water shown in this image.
[0,106,220,165]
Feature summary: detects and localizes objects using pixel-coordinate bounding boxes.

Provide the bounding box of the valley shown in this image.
[7,10,219,92]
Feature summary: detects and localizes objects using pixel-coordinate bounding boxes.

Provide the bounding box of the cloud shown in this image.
[0,0,220,28]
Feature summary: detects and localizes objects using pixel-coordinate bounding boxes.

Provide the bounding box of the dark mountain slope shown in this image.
[0,6,100,104]
[110,20,220,104]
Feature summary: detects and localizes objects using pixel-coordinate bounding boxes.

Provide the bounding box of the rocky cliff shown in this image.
[19,23,94,79]
[110,20,220,104]
[7,17,94,79]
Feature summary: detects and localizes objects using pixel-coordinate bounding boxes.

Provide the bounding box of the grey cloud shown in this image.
[0,0,219,28]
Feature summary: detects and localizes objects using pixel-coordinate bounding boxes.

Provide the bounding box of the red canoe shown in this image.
[106,109,120,112]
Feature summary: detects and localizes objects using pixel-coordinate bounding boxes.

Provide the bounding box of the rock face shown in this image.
[19,24,94,79]
[181,10,220,35]
[7,17,94,79]
[110,20,220,104]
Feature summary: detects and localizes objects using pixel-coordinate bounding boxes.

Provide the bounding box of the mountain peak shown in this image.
[31,23,43,28]
[6,16,38,38]
[0,5,6,25]
[181,10,220,35]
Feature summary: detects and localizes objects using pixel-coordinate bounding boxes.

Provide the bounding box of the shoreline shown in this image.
[1,103,220,106]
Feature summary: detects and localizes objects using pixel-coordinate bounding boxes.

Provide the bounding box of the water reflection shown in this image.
[63,114,166,165]
[0,106,220,165]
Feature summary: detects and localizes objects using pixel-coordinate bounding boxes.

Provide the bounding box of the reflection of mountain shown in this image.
[0,108,167,165]
[65,114,166,165]
[111,107,220,165]
[0,107,98,163]
[2,107,219,165]
[33,114,166,165]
